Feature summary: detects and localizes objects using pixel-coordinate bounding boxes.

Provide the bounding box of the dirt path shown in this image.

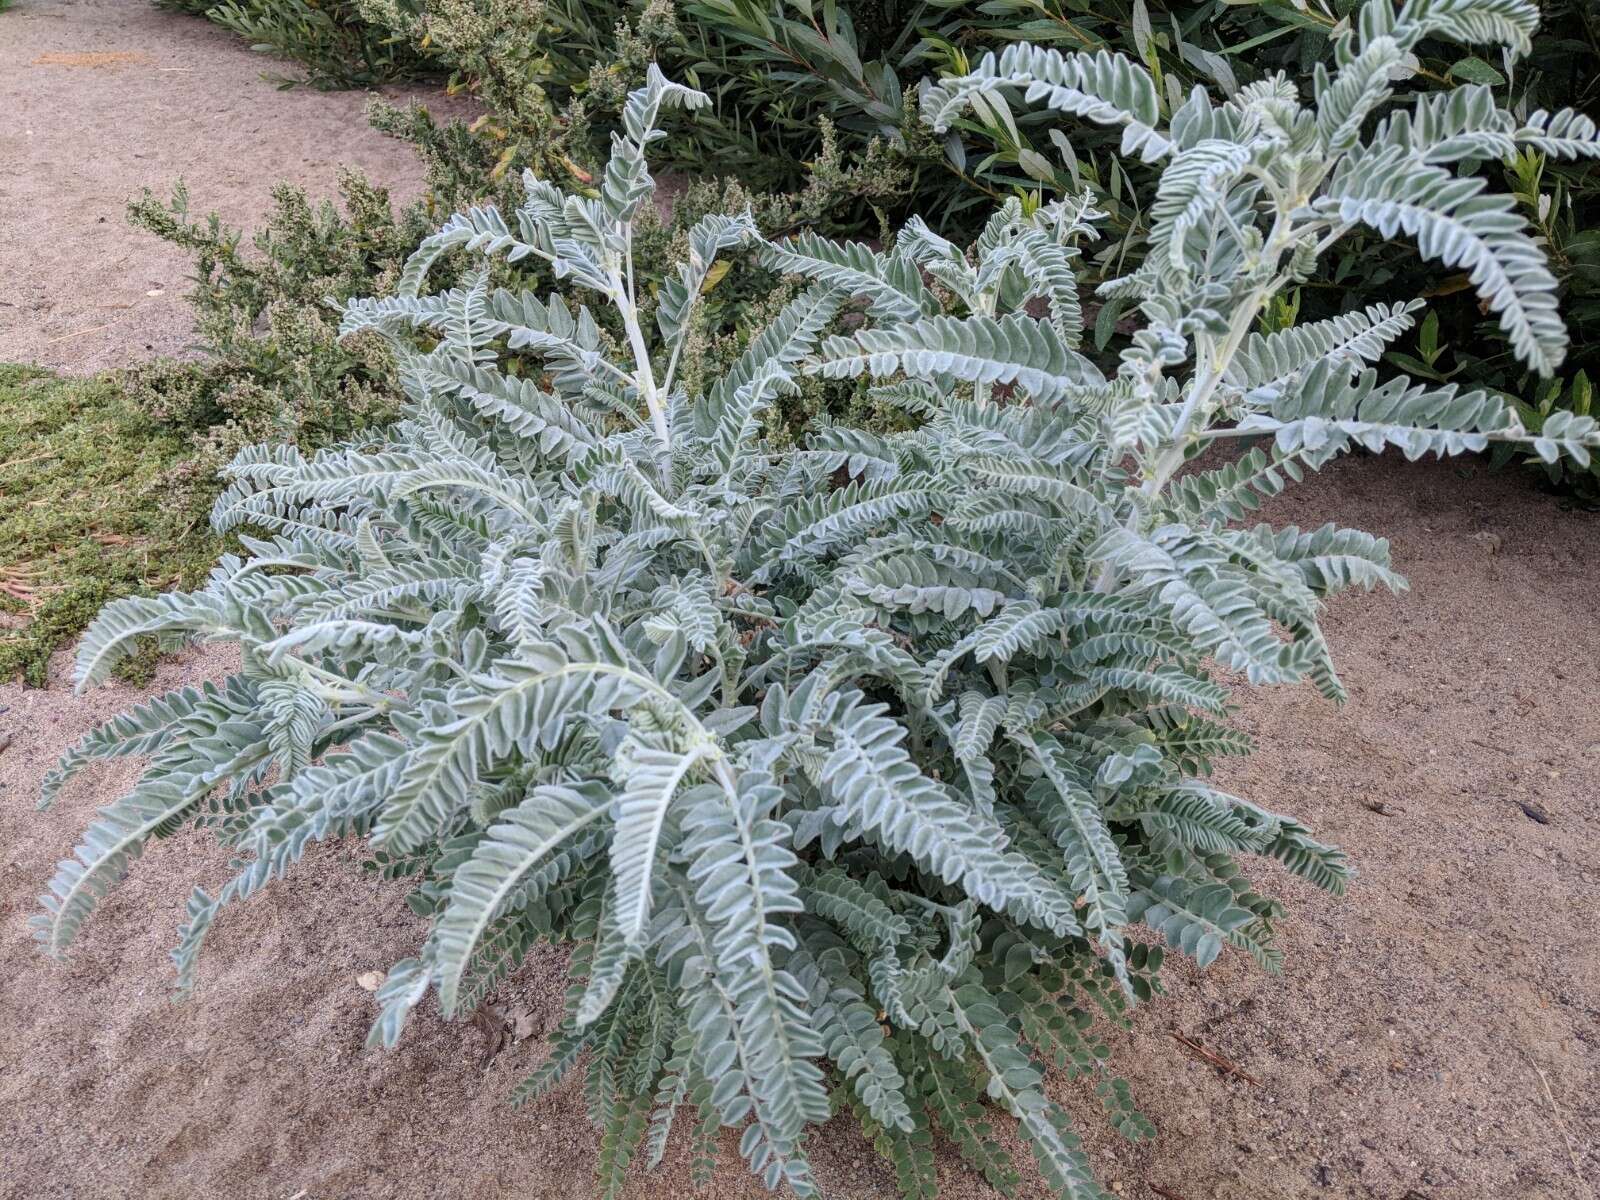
[2,455,1596,1200]
[1063,457,1600,1200]
[0,0,462,373]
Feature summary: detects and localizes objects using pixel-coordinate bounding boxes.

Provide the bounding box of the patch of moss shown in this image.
[0,364,221,687]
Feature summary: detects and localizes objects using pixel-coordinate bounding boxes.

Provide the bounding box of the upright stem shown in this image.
[611,263,672,454]
[973,290,998,405]
[1091,208,1299,598]
[1140,208,1298,502]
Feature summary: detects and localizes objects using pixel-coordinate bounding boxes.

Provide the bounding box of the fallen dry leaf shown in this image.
[509,1007,540,1041]
[32,52,154,69]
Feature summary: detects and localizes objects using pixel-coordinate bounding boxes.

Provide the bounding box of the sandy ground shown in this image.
[0,0,465,373]
[3,2,1599,1199]
[2,456,1597,1200]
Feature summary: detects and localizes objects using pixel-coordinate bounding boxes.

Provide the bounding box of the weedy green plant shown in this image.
[124,173,430,465]
[38,16,1600,1200]
[124,131,879,466]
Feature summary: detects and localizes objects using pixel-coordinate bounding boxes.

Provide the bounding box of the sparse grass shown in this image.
[0,364,221,687]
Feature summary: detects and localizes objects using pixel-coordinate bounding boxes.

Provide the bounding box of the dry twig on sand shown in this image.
[1171,1031,1261,1086]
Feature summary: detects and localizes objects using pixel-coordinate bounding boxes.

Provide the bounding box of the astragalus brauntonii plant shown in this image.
[39,15,1600,1199]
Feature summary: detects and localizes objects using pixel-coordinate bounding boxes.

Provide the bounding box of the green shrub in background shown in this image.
[124,94,892,462]
[41,13,1600,1197]
[1478,91,1600,500]
[124,172,432,476]
[154,0,1600,239]
[150,0,1600,497]
[347,0,971,229]
[919,0,1600,498]
[162,0,930,215]
[154,0,436,88]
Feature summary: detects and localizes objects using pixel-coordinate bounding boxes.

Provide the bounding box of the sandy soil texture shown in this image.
[2,456,1596,1200]
[0,0,465,373]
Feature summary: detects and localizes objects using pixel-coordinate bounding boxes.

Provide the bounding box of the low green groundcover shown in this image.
[0,364,218,686]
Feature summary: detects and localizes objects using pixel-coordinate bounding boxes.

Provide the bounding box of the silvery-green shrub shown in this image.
[39,7,1599,1196]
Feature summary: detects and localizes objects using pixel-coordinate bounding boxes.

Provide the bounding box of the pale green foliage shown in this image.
[923,0,1600,379]
[39,17,1600,1200]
